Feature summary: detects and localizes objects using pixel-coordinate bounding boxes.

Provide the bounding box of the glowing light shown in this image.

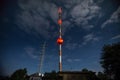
[58,7,62,14]
[57,38,63,45]
[58,19,62,25]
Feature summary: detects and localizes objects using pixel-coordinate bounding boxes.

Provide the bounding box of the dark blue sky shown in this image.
[0,0,120,76]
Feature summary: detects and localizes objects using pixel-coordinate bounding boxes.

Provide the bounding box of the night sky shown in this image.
[0,0,120,76]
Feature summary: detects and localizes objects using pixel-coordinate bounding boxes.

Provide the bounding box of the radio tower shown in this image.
[38,42,46,76]
[57,7,63,72]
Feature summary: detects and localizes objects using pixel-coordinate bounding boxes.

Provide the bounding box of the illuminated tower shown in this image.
[57,7,63,72]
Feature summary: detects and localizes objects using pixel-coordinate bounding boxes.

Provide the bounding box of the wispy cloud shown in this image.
[101,6,120,28]
[16,0,102,39]
[16,0,58,39]
[80,33,99,46]
[70,0,101,30]
[65,42,78,50]
[24,47,39,59]
[64,37,79,50]
[65,33,100,49]
[67,58,81,62]
[111,34,120,40]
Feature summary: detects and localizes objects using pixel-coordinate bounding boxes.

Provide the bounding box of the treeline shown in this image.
[0,68,108,80]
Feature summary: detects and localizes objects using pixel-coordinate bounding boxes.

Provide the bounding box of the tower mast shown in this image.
[57,7,63,72]
[38,42,46,76]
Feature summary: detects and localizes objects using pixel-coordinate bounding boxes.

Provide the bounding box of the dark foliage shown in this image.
[10,68,27,80]
[0,76,10,80]
[81,68,99,80]
[100,42,120,80]
[97,72,108,80]
[43,70,62,80]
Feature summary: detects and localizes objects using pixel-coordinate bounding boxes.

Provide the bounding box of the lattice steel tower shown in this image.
[38,42,46,76]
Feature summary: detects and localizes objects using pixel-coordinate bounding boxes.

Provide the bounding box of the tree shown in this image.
[100,42,120,80]
[81,68,89,72]
[43,70,62,80]
[10,68,27,80]
[0,76,10,80]
[97,72,108,80]
[81,68,98,80]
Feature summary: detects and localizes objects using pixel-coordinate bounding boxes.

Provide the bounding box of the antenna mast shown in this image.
[57,7,63,72]
[38,42,46,76]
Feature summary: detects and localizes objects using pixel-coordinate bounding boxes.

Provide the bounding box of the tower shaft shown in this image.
[59,44,62,71]
[57,7,63,72]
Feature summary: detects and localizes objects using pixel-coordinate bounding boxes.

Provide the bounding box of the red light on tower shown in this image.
[58,7,62,14]
[57,38,63,45]
[58,19,62,25]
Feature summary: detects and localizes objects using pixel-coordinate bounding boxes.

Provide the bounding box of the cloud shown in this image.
[80,33,99,46]
[101,6,120,28]
[16,0,59,39]
[65,43,78,50]
[67,58,81,62]
[65,33,100,49]
[24,47,39,59]
[16,0,102,39]
[62,21,71,34]
[111,34,120,40]
[70,0,101,30]
[70,0,100,18]
[64,37,79,50]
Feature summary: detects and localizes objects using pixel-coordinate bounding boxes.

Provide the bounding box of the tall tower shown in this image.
[38,42,46,76]
[57,7,63,72]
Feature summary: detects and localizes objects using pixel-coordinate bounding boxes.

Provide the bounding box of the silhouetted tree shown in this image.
[81,68,98,80]
[0,76,10,80]
[81,68,89,72]
[43,70,58,80]
[10,68,27,80]
[97,72,108,80]
[100,42,120,80]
